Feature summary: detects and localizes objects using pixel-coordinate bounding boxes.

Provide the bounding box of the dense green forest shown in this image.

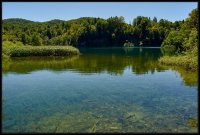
[2,8,198,70]
[3,15,183,47]
[159,8,198,71]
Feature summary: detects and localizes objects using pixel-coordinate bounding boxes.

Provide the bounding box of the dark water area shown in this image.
[2,47,198,133]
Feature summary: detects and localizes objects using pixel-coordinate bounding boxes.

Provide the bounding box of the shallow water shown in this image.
[2,47,198,133]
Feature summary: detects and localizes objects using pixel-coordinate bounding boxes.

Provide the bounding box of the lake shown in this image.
[2,47,198,133]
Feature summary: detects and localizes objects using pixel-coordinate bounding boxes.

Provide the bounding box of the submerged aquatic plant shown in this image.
[187,118,198,127]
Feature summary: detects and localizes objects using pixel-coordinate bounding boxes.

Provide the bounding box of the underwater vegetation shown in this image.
[2,92,198,133]
[187,118,198,127]
[2,48,197,133]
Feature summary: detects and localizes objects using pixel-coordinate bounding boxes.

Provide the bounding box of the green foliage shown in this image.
[161,8,198,54]
[8,46,80,57]
[32,34,43,46]
[159,53,198,71]
[2,41,24,57]
[21,33,32,45]
[185,8,198,30]
[160,8,198,71]
[3,8,198,71]
[183,28,198,51]
[3,40,23,47]
[161,30,186,53]
[2,41,79,58]
[153,17,157,23]
[3,15,182,47]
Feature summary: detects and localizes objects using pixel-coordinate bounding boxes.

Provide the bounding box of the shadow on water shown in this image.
[2,47,197,86]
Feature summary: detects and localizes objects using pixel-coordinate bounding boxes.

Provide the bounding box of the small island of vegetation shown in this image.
[3,41,79,58]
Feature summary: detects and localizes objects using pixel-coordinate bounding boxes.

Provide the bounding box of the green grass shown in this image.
[3,45,80,57]
[159,54,198,71]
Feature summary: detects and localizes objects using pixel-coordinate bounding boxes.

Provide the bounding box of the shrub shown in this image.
[6,46,80,57]
[159,54,197,71]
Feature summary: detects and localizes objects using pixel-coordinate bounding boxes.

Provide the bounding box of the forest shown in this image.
[2,8,198,70]
[3,14,184,47]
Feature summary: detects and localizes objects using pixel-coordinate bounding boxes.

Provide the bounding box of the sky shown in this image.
[2,2,198,23]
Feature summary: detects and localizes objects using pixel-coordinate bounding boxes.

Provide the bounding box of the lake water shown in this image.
[2,47,198,133]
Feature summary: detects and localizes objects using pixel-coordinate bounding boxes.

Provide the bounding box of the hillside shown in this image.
[2,16,183,47]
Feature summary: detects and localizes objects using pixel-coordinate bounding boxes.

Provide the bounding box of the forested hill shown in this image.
[3,16,184,47]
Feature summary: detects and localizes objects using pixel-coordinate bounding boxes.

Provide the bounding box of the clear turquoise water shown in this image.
[2,47,198,133]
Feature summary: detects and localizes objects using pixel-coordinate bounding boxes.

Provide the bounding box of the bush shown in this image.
[5,46,80,57]
[159,54,197,71]
[124,41,134,47]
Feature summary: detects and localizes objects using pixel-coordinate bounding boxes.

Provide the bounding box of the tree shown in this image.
[185,8,198,30]
[32,34,42,46]
[153,17,157,23]
[183,28,198,51]
[2,8,197,48]
[21,33,31,45]
[161,8,198,54]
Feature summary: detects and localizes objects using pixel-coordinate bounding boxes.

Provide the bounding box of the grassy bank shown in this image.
[3,45,80,58]
[159,53,198,71]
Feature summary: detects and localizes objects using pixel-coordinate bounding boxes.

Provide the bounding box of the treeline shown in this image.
[159,8,198,71]
[161,8,198,54]
[3,15,183,47]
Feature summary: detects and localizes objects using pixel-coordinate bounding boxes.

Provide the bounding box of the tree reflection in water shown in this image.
[2,47,197,86]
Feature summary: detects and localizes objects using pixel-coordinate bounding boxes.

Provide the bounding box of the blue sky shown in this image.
[2,2,198,23]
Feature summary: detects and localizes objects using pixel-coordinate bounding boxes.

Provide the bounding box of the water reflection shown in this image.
[2,47,198,133]
[160,65,198,87]
[2,47,197,86]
